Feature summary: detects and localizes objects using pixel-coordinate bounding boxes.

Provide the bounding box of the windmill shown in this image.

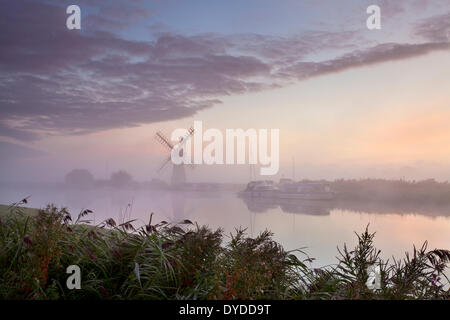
[155,127,195,188]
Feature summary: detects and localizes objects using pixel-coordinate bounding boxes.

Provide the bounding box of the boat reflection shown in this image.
[241,197,279,213]
[241,196,333,215]
[278,198,333,215]
[239,195,450,217]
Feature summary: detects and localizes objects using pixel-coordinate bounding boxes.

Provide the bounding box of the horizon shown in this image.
[1,0,449,184]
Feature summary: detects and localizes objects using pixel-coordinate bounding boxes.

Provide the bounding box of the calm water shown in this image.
[2,186,450,268]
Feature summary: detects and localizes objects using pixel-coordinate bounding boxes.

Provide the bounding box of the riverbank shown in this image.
[0,201,449,300]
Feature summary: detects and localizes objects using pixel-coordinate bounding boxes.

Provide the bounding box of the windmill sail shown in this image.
[155,126,195,188]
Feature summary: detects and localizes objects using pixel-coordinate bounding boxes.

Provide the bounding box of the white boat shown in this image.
[239,180,335,201]
[278,182,334,200]
[239,180,279,198]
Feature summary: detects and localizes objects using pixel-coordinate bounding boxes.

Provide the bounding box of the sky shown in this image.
[0,0,449,183]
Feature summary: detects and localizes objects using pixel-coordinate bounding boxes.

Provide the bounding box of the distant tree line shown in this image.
[330,178,450,203]
[64,169,168,189]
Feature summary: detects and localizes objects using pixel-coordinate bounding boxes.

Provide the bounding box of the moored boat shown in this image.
[238,180,279,198]
[278,182,334,200]
[239,180,335,201]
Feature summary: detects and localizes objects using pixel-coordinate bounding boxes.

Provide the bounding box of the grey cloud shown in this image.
[0,141,45,160]
[415,12,450,42]
[0,1,449,142]
[280,42,450,80]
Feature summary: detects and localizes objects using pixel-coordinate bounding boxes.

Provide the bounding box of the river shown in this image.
[1,186,450,268]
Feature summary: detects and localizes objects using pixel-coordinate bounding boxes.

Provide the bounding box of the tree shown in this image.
[64,169,95,188]
[110,170,133,188]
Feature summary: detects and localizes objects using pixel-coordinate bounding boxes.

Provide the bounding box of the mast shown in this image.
[292,156,296,181]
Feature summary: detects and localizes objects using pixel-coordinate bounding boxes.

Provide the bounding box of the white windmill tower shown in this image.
[155,127,194,188]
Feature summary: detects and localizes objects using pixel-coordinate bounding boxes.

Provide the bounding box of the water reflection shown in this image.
[2,185,450,221]
[239,195,450,218]
[241,197,279,213]
[241,197,332,216]
[278,199,332,216]
[1,186,450,268]
[334,200,450,217]
[171,193,186,222]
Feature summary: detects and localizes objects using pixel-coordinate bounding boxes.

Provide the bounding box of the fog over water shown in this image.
[2,185,450,268]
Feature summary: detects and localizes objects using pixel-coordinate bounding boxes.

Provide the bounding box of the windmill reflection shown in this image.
[170,192,187,222]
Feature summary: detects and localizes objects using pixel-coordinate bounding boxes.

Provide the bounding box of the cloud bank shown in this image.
[0,1,448,141]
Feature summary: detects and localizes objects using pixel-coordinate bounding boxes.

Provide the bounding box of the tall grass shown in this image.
[0,201,449,300]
